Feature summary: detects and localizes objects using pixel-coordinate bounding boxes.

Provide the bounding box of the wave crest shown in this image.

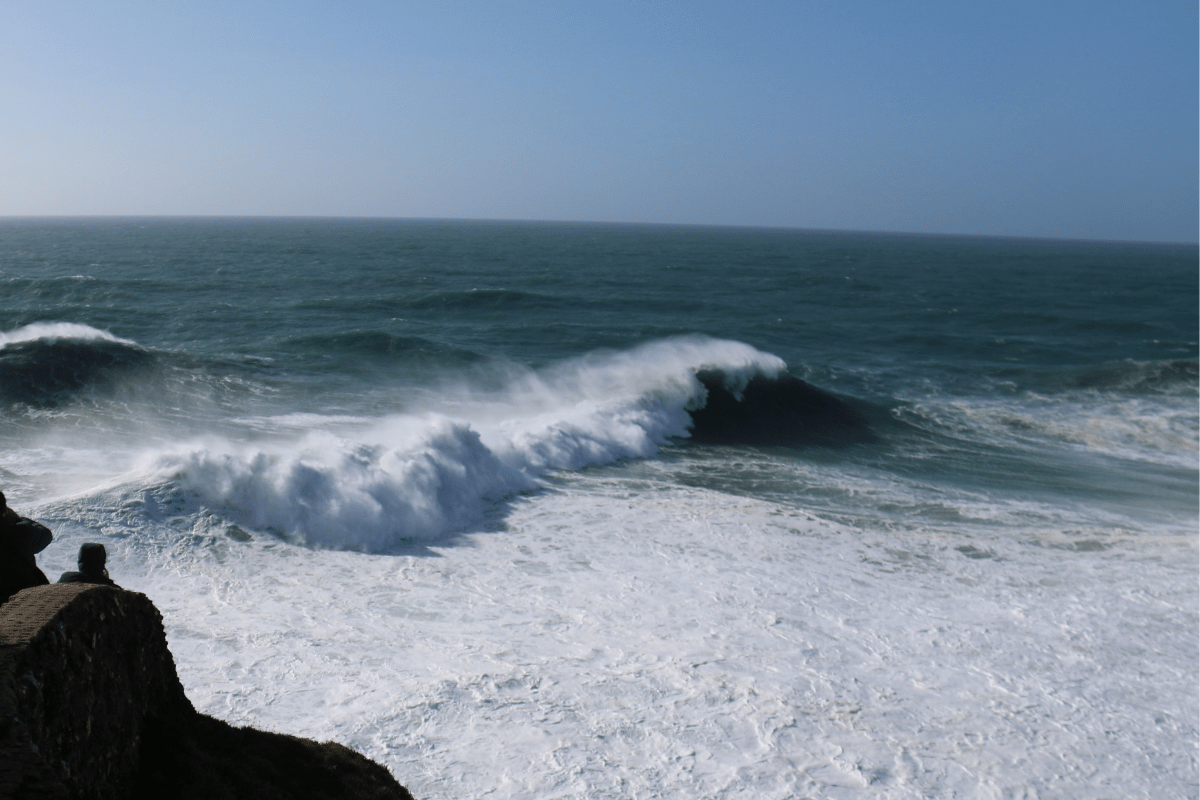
[0,322,135,348]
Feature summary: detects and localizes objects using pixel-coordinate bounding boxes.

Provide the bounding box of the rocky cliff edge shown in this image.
[0,583,415,800]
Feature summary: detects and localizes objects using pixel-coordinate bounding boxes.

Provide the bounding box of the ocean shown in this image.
[0,217,1195,798]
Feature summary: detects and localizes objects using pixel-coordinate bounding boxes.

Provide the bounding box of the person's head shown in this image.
[78,543,107,574]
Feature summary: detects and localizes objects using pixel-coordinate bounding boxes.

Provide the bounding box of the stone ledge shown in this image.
[0,584,414,800]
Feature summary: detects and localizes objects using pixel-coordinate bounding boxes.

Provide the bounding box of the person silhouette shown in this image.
[0,490,54,604]
[58,543,120,588]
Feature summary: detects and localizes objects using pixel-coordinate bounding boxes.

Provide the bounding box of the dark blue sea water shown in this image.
[1,218,1196,798]
[1,218,1194,538]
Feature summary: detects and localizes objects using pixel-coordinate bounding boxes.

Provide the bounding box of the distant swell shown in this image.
[688,372,875,447]
[282,331,485,368]
[1058,359,1198,392]
[1012,358,1199,394]
[405,288,587,314]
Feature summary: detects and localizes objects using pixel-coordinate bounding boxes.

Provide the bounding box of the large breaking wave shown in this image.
[89,334,882,551]
[154,336,819,550]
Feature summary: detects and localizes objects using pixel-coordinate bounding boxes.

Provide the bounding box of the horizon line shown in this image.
[0,213,1194,247]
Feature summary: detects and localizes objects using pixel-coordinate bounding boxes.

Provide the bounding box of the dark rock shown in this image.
[0,584,414,800]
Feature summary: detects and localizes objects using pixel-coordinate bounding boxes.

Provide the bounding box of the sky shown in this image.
[1,1,1196,242]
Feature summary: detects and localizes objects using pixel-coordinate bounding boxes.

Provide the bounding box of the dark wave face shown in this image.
[0,338,158,409]
[688,372,876,448]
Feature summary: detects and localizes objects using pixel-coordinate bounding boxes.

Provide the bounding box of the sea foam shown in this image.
[157,337,786,550]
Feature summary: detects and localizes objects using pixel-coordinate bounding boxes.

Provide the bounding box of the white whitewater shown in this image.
[34,472,1198,799]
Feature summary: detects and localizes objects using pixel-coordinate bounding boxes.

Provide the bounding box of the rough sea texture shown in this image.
[1,218,1196,799]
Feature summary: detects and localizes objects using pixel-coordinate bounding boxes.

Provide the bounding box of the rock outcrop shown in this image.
[0,584,414,800]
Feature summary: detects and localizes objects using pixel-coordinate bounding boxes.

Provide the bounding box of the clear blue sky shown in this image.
[2,1,1195,242]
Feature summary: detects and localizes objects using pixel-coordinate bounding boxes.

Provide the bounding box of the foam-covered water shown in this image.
[1,218,1196,798]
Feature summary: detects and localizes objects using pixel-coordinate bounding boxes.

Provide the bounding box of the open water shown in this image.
[0,217,1196,798]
